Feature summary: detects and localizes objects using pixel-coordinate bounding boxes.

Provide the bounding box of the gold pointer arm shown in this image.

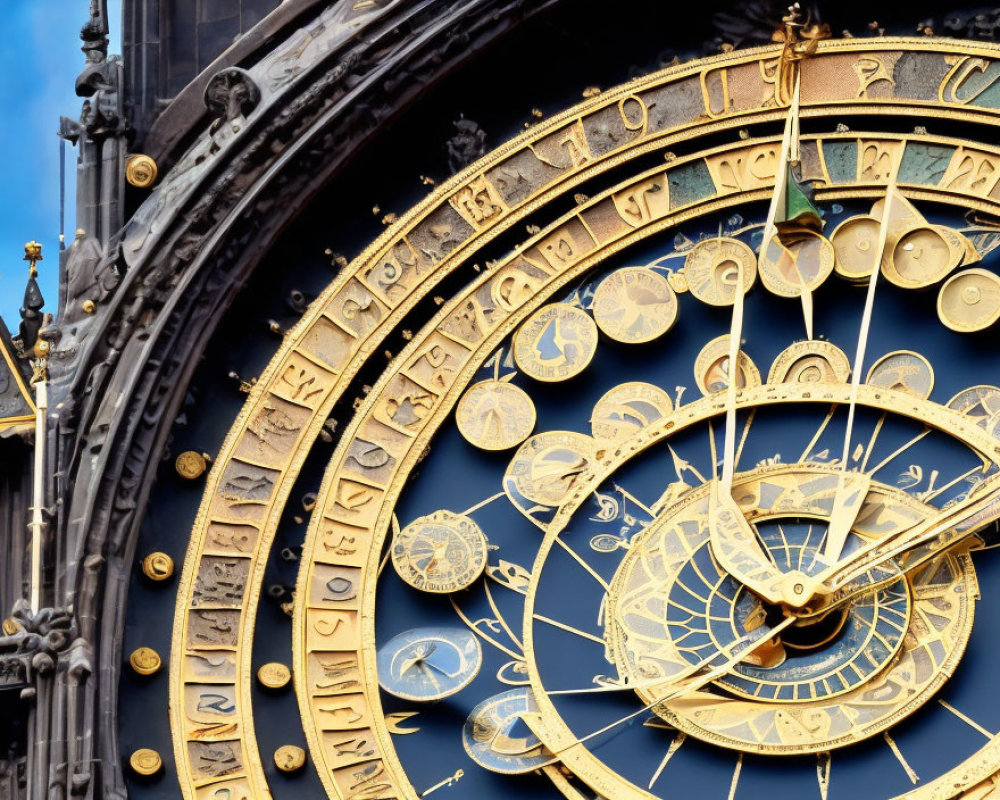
[710,74,801,600]
[709,484,788,605]
[822,174,900,563]
[797,473,1000,612]
[820,471,873,565]
[518,616,796,757]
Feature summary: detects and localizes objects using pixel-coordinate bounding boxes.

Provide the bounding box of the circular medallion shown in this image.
[256,662,292,690]
[174,450,208,480]
[377,627,482,701]
[129,647,162,676]
[883,225,964,289]
[767,340,852,384]
[591,267,678,343]
[129,748,163,777]
[831,215,881,281]
[947,384,1000,428]
[462,688,550,774]
[590,382,673,442]
[391,510,488,593]
[456,379,536,450]
[503,431,597,507]
[866,350,935,399]
[274,745,306,773]
[125,154,159,188]
[141,552,175,582]
[759,230,835,297]
[938,268,1000,332]
[513,303,598,381]
[694,335,761,395]
[683,237,757,305]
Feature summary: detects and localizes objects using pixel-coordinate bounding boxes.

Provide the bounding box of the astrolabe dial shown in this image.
[456,378,536,451]
[590,382,673,442]
[604,465,973,751]
[693,335,761,395]
[463,688,552,774]
[503,430,597,509]
[938,268,1000,332]
[391,510,489,593]
[866,350,934,399]
[513,303,598,382]
[164,32,1000,800]
[831,215,882,282]
[683,237,758,306]
[591,267,678,343]
[758,229,835,297]
[377,627,483,701]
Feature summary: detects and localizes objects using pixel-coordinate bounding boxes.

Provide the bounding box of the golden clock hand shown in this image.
[784,75,815,341]
[710,76,800,601]
[823,173,900,563]
[821,471,873,565]
[709,483,788,605]
[797,473,1000,613]
[519,616,795,756]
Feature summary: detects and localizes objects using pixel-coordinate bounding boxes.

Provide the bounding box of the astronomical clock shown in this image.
[22,3,1000,800]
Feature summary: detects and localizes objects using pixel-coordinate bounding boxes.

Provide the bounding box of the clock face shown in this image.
[157,35,1000,800]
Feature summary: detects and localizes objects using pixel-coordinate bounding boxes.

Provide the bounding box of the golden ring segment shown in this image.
[166,39,1000,800]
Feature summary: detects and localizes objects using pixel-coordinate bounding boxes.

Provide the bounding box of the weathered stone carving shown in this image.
[446,117,488,174]
[942,9,1000,40]
[41,3,561,797]
[204,67,261,137]
[0,602,76,694]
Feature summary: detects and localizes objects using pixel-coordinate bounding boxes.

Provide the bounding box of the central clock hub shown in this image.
[601,463,976,753]
[762,597,850,652]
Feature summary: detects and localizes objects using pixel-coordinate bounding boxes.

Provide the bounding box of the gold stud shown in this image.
[257,662,292,690]
[129,647,162,676]
[175,451,208,480]
[141,552,174,582]
[1,618,20,635]
[129,748,163,776]
[125,154,159,188]
[81,299,96,314]
[274,745,306,773]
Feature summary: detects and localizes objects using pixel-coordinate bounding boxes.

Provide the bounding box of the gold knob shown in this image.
[274,745,306,773]
[141,552,174,582]
[1,618,21,635]
[129,748,163,776]
[175,451,208,480]
[256,662,292,690]
[129,647,162,676]
[126,154,159,188]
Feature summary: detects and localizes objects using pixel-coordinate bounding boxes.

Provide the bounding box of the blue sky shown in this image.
[0,0,121,329]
